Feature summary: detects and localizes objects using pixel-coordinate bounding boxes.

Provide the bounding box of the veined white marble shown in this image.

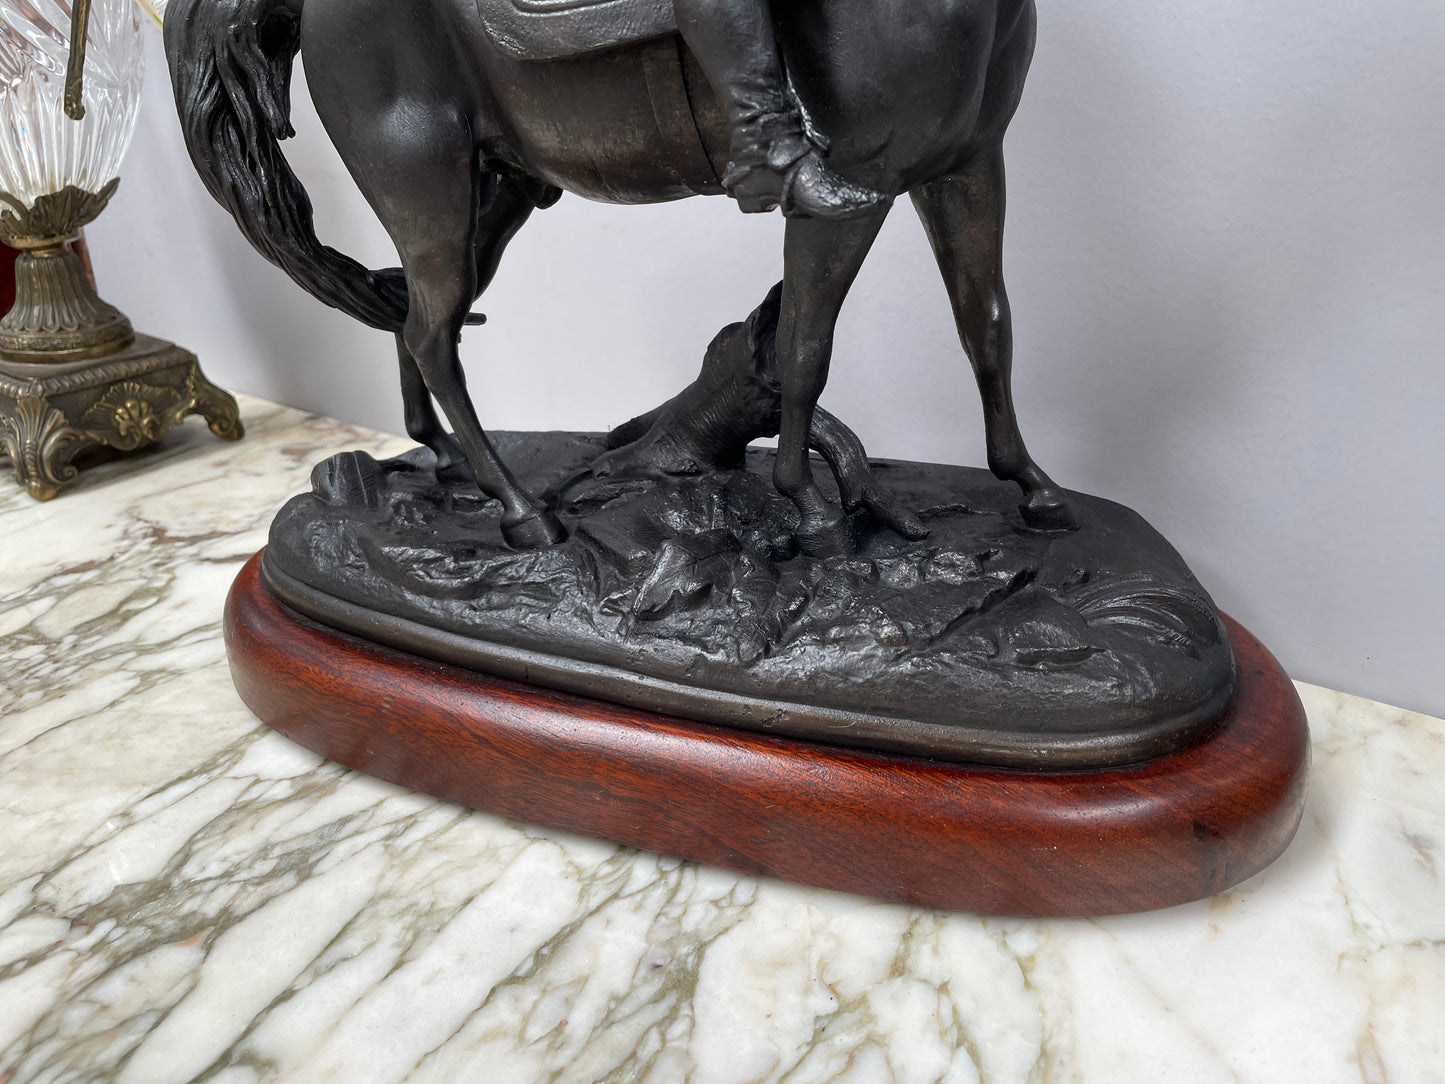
[1,396,1441,1084]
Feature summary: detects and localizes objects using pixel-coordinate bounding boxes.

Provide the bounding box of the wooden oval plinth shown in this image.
[225,552,1309,916]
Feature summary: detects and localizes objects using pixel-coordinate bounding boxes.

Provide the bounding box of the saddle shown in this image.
[475,0,678,61]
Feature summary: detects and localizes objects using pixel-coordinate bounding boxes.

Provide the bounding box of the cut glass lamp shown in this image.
[0,0,145,358]
[0,0,242,500]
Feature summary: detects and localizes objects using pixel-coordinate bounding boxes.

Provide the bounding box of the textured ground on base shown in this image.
[263,435,1236,768]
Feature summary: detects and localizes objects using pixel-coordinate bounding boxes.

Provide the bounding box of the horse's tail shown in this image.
[163,0,409,332]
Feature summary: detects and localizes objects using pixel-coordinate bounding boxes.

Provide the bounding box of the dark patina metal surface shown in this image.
[166,0,1242,769]
[166,0,1074,558]
[264,434,1235,769]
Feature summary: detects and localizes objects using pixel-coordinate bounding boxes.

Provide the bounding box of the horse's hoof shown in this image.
[797,512,857,559]
[429,434,474,485]
[436,458,474,486]
[503,509,567,549]
[1019,491,1079,533]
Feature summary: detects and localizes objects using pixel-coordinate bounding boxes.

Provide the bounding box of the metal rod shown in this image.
[64,0,93,121]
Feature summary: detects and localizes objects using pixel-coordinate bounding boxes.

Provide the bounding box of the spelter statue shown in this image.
[165,0,1238,766]
[171,0,1310,919]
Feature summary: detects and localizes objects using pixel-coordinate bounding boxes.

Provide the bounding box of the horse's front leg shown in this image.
[912,148,1076,531]
[775,209,890,557]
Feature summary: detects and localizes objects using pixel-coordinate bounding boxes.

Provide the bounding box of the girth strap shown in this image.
[640,36,725,197]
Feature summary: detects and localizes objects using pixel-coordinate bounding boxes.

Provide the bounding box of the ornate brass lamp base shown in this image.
[0,334,243,500]
[0,185,244,500]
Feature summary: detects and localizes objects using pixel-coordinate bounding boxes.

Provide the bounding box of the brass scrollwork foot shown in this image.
[0,334,244,501]
[186,365,245,441]
[0,395,86,500]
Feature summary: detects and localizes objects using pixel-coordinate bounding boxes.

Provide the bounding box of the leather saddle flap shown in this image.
[475,0,678,61]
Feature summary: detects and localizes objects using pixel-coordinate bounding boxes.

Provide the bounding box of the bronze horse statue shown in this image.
[165,0,1073,555]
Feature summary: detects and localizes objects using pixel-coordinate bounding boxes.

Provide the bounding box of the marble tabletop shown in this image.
[1,395,1441,1084]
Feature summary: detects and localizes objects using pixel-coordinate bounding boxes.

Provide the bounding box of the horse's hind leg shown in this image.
[395,178,539,482]
[368,115,562,547]
[912,147,1076,531]
[775,208,891,557]
[395,337,471,481]
[396,336,446,454]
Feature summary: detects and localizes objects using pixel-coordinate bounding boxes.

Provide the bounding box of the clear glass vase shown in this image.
[0,0,145,212]
[0,0,145,360]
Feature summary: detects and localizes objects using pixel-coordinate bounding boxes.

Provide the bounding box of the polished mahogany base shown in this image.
[225,551,1310,916]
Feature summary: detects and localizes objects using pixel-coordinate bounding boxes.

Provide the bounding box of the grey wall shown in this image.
[90,1,1445,716]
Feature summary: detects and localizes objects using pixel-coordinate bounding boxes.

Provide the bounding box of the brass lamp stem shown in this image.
[0,239,135,362]
[0,183,134,363]
[65,0,93,121]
